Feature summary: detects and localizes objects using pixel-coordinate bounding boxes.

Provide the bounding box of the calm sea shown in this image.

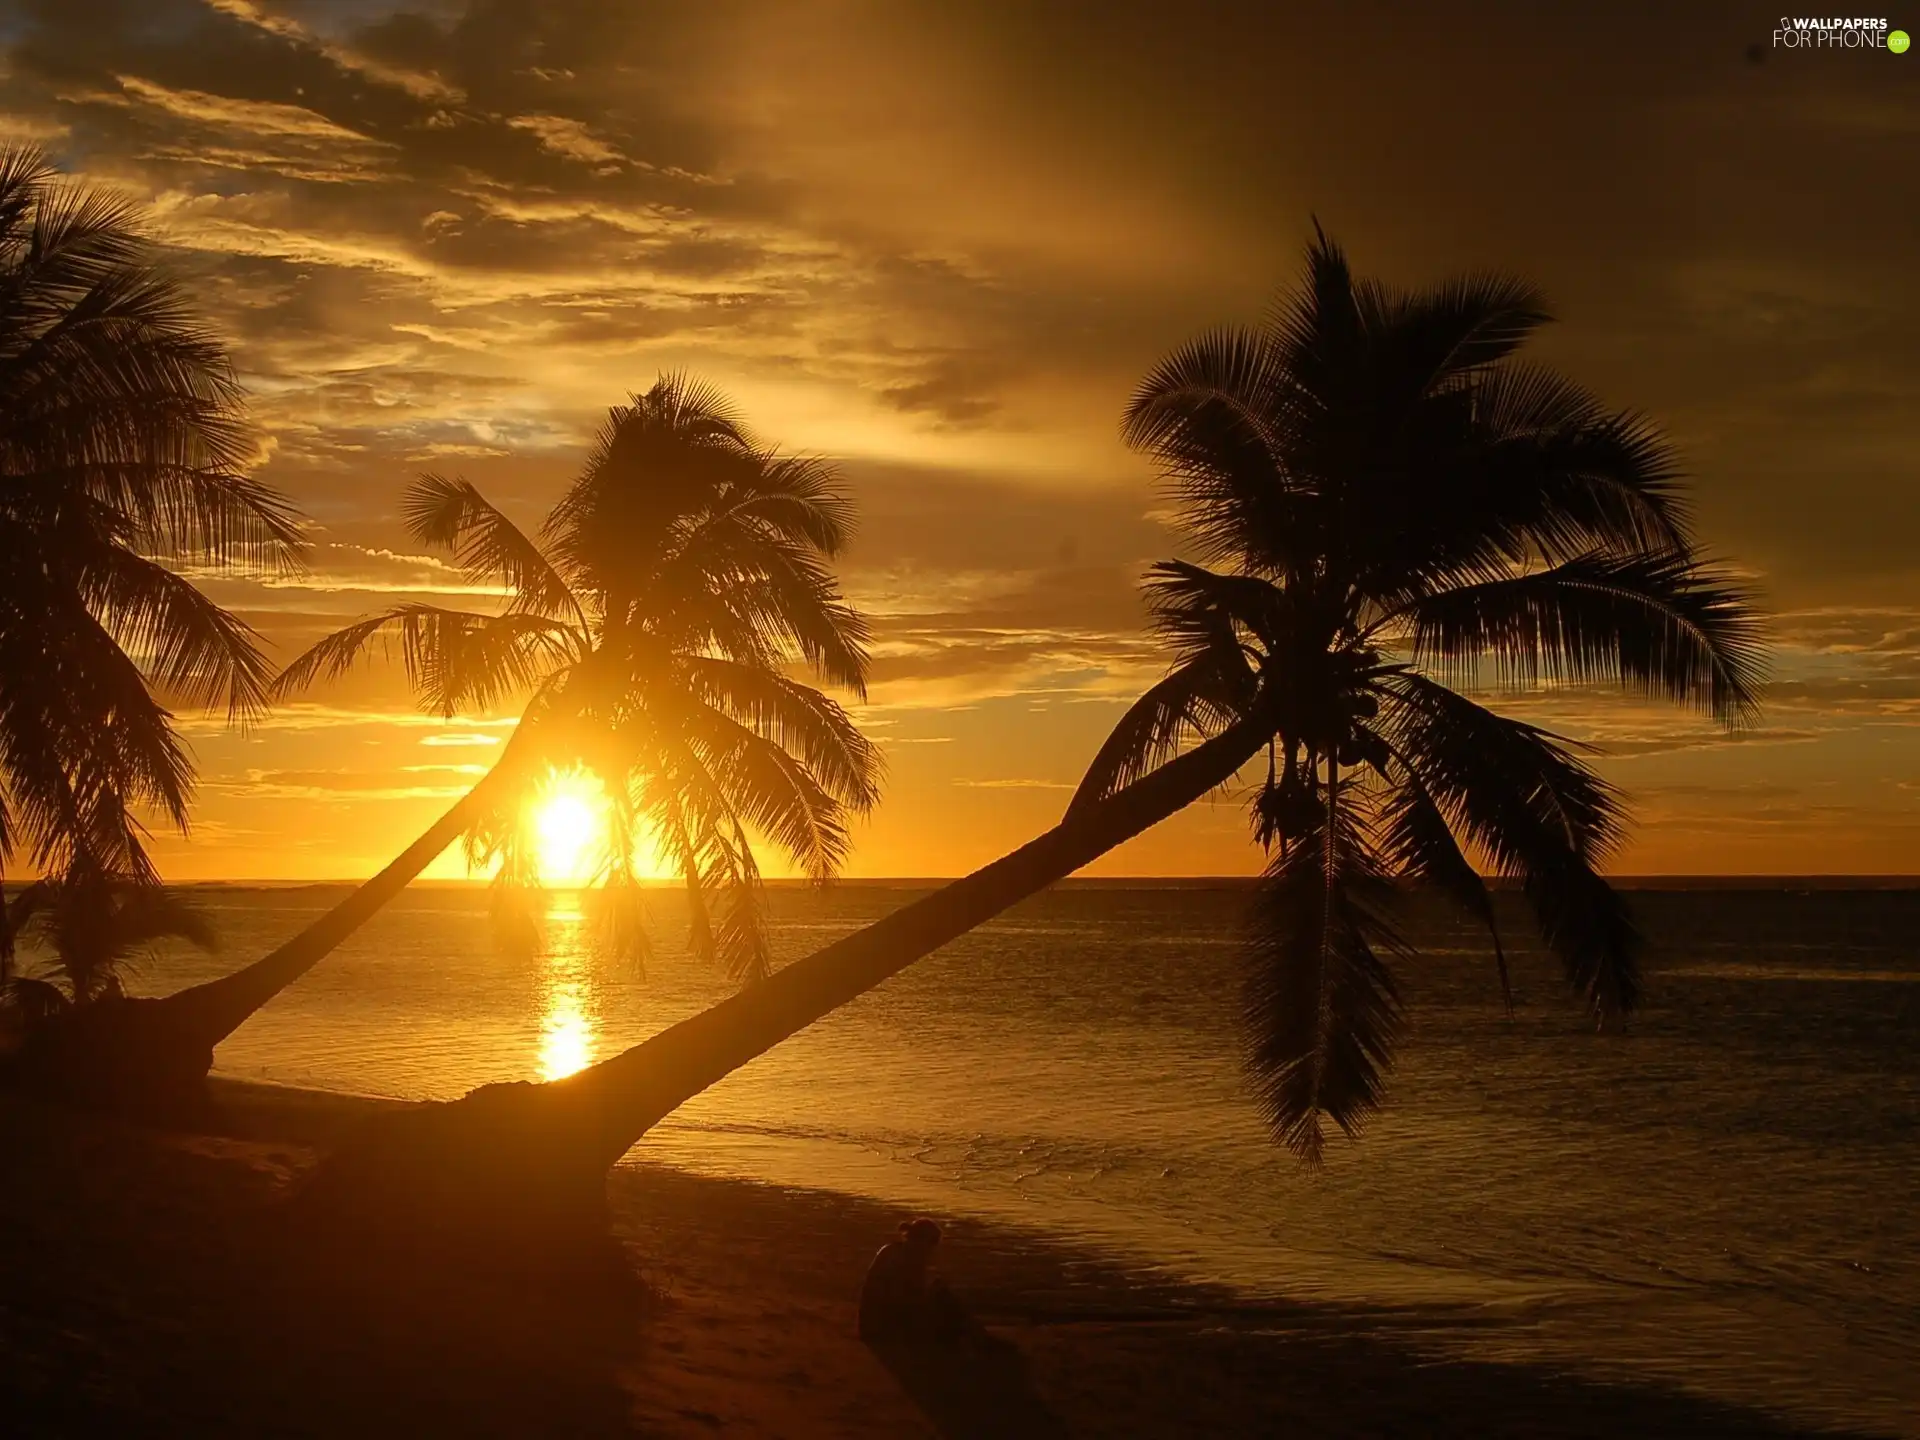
[78,883,1919,1435]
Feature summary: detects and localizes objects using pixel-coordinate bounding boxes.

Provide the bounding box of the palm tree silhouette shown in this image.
[0,146,303,888]
[14,375,879,1106]
[1067,229,1762,1158]
[294,232,1763,1246]
[275,373,882,976]
[1,866,216,1022]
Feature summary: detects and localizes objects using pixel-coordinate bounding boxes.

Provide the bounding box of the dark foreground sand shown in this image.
[0,1081,1881,1438]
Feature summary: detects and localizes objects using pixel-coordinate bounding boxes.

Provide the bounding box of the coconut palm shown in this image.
[276,373,883,976]
[291,232,1762,1247]
[12,374,879,1106]
[1,865,216,1019]
[0,146,301,884]
[0,147,299,933]
[1064,230,1763,1158]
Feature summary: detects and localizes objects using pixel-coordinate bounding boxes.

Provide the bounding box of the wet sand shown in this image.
[0,1080,1882,1438]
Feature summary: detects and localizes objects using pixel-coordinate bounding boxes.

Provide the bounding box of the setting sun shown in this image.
[531,770,606,888]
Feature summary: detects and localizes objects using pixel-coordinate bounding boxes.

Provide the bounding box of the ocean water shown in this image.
[79,883,1919,1435]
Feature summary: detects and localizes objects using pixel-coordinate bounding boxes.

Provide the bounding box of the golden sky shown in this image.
[5,0,1916,878]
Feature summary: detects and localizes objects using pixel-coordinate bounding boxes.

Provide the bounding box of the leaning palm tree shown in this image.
[0,146,302,888]
[12,375,879,1106]
[275,373,882,976]
[293,233,1762,1248]
[1063,236,1763,1158]
[1,865,216,1018]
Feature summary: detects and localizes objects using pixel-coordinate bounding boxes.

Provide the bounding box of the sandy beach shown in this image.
[0,1079,1880,1439]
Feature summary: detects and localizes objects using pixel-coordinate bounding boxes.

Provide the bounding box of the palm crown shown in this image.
[0,146,303,885]
[277,374,882,978]
[1073,231,1764,1162]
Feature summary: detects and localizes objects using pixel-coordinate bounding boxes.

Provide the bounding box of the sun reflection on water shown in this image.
[538,896,596,1081]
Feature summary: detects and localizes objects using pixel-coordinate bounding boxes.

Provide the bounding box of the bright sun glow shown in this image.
[531,771,607,887]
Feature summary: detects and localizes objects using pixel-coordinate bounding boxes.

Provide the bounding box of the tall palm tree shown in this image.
[0,146,302,886]
[1,865,216,1019]
[0,146,299,941]
[12,375,879,1106]
[295,233,1763,1244]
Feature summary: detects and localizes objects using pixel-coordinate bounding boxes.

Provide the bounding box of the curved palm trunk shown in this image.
[295,717,1270,1256]
[10,735,534,1112]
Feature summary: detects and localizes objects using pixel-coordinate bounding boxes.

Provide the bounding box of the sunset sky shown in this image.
[4,0,1915,878]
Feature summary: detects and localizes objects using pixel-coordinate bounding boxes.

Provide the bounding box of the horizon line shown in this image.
[89,873,1920,891]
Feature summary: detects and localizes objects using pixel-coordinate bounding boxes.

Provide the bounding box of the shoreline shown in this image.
[1,1077,1881,1438]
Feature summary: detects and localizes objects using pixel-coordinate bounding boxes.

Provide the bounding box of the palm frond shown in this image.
[24,463,306,571]
[17,578,197,835]
[0,164,304,568]
[1263,222,1366,410]
[1467,365,1691,560]
[1376,760,1510,1011]
[488,875,547,961]
[77,540,274,722]
[1407,550,1766,725]
[104,886,218,957]
[585,871,652,970]
[1524,852,1641,1019]
[1142,560,1287,661]
[1121,326,1282,458]
[401,473,581,623]
[680,656,882,812]
[649,767,772,980]
[0,869,213,1008]
[1070,654,1253,815]
[1380,673,1623,860]
[633,369,754,448]
[1243,773,1405,1165]
[649,507,873,697]
[726,452,858,557]
[270,610,422,699]
[710,833,772,982]
[1381,674,1638,1018]
[1378,272,1553,393]
[272,605,575,716]
[1120,328,1319,573]
[709,545,873,697]
[685,705,855,884]
[647,789,715,965]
